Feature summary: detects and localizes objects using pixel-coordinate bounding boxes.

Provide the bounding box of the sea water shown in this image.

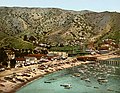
[17,59,120,93]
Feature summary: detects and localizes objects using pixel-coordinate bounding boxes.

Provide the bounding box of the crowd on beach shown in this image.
[0,57,84,93]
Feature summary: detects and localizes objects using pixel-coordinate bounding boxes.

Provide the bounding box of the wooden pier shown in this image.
[96,60,120,66]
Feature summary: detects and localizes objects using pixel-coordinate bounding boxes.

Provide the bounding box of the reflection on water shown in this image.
[17,59,120,93]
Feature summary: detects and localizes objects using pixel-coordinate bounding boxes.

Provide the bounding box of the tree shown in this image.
[14,49,21,57]
[33,50,38,54]
[2,61,8,67]
[23,35,28,41]
[41,49,48,54]
[0,48,8,67]
[29,49,33,54]
[29,36,36,42]
[10,59,16,68]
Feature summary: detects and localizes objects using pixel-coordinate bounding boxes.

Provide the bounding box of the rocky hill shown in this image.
[0,7,120,49]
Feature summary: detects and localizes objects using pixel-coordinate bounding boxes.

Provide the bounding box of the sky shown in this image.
[0,0,120,12]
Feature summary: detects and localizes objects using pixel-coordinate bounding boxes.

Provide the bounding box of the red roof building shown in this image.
[25,54,47,60]
[15,58,26,61]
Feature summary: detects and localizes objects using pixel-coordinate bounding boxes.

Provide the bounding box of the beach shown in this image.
[0,57,81,93]
[0,55,120,93]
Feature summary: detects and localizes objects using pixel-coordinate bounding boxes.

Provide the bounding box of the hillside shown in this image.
[0,7,120,49]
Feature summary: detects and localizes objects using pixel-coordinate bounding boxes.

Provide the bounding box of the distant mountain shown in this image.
[0,7,120,49]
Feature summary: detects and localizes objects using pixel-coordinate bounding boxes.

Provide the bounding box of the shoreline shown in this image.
[0,57,82,93]
[15,64,79,93]
[11,74,44,93]
[0,55,120,93]
[14,58,86,93]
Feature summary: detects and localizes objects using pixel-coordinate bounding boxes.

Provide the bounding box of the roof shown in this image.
[77,56,97,61]
[15,58,26,61]
[25,54,46,58]
[100,44,110,50]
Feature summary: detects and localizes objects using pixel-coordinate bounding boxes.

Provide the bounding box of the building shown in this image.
[48,51,68,59]
[15,58,26,67]
[25,54,46,64]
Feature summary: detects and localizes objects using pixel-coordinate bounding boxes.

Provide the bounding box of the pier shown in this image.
[96,60,120,66]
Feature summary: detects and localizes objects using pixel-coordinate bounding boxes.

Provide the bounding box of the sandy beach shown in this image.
[0,57,81,93]
[0,55,119,93]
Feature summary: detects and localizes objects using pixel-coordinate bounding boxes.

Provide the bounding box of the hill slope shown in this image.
[0,7,120,49]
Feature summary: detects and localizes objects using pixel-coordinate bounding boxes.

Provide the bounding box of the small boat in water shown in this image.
[60,84,72,89]
[73,73,80,77]
[97,77,108,83]
[107,88,114,91]
[84,78,91,82]
[94,86,99,89]
[44,81,51,83]
[49,78,57,80]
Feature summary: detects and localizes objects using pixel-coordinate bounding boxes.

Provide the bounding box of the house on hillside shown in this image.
[99,44,110,54]
[101,39,118,49]
[102,39,115,44]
